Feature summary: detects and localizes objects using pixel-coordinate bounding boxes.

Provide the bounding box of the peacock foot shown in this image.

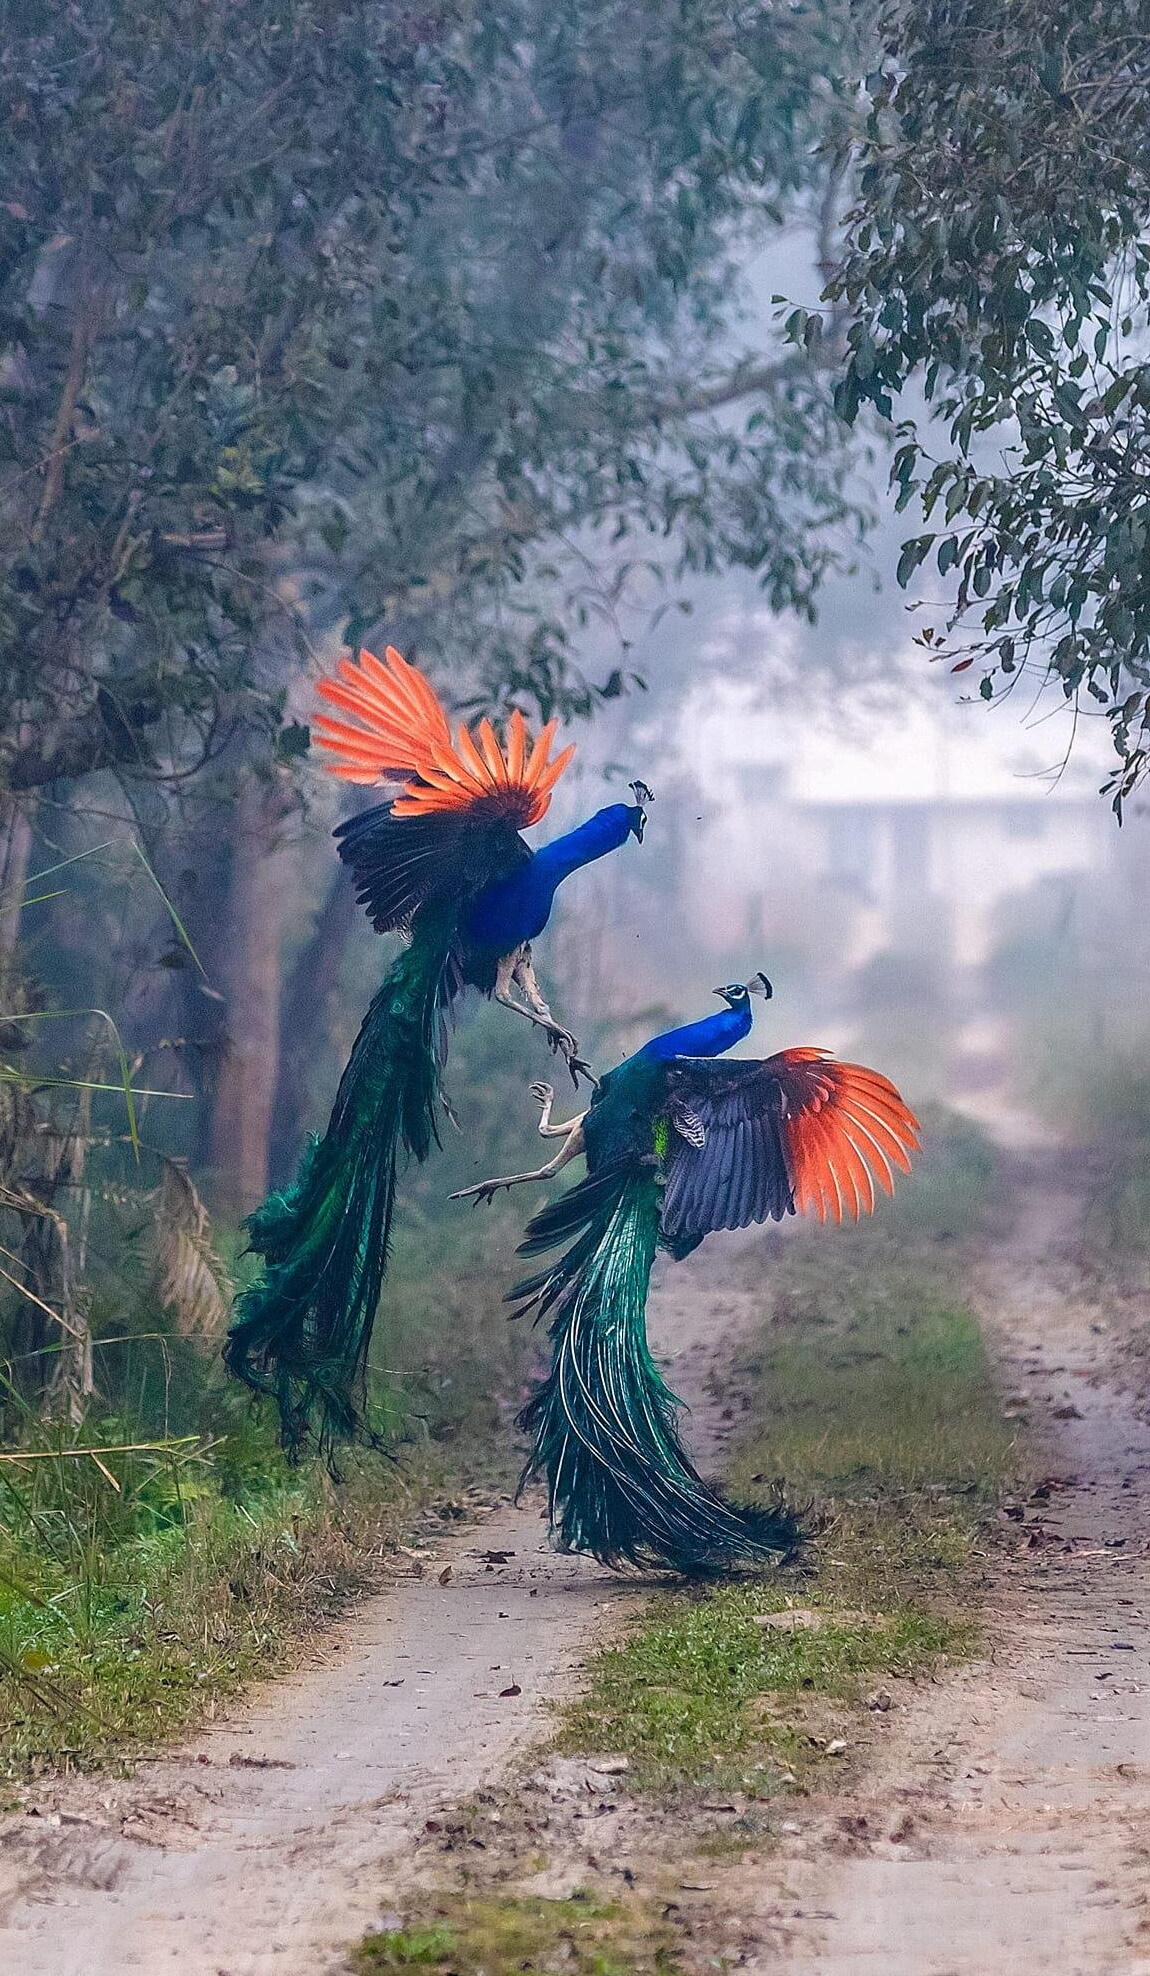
[546,1027,594,1087]
[448,1176,517,1207]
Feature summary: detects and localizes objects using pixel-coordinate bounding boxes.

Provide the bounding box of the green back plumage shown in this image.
[513,1157,798,1576]
[224,917,453,1461]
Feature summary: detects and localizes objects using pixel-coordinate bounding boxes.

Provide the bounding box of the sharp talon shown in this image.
[451,1175,516,1206]
[530,1081,554,1104]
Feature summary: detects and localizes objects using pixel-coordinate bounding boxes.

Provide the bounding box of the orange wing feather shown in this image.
[311,646,575,828]
[771,1049,920,1224]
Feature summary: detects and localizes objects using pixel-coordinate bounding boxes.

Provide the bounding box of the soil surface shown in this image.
[5,1139,1149,1975]
[0,1247,745,1976]
[749,1141,1150,1975]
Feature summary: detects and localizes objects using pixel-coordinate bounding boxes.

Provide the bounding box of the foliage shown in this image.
[0,1412,380,1773]
[801,0,1150,809]
[0,954,532,1776]
[1,0,864,805]
[0,1206,524,1772]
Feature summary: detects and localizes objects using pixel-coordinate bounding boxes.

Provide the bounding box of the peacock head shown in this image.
[627,779,654,843]
[713,972,773,1009]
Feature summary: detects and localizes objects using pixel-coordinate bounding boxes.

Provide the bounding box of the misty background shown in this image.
[3,0,1146,1444]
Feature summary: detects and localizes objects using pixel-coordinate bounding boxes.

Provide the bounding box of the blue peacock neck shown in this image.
[639,997,752,1064]
[464,802,637,953]
[528,804,636,892]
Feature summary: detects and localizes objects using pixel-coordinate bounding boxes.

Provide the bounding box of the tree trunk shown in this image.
[207,774,295,1220]
[0,796,34,961]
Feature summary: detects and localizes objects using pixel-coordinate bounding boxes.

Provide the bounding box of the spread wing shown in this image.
[333,802,531,934]
[660,1049,919,1243]
[313,646,575,933]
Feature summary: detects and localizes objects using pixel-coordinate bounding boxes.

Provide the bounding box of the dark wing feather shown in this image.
[660,1051,919,1245]
[334,801,531,935]
[661,1058,794,1242]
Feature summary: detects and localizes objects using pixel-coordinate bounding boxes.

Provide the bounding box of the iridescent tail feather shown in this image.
[224,928,452,1462]
[512,1166,799,1575]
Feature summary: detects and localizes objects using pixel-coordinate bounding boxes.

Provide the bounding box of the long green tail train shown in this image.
[512,1164,799,1575]
[224,929,452,1460]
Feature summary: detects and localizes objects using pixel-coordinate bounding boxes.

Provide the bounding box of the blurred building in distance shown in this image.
[680,673,1115,981]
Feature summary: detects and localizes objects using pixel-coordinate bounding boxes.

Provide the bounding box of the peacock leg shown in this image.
[449,1114,587,1206]
[493,949,591,1086]
[528,1079,581,1137]
[515,949,596,1085]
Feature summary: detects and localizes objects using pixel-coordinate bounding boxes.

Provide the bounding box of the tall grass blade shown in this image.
[131,838,210,983]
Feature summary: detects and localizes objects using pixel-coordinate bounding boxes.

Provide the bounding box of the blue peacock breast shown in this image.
[462,868,553,955]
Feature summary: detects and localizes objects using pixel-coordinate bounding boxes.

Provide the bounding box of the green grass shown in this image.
[559,1106,1017,1796]
[353,1893,679,1976]
[733,1248,1011,1515]
[558,1582,964,1796]
[0,1210,529,1780]
[0,1428,463,1780]
[1051,1055,1150,1258]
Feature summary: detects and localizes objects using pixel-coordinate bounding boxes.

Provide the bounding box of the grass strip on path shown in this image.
[354,1892,680,1976]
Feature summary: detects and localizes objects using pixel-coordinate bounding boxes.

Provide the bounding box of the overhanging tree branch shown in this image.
[5,687,162,791]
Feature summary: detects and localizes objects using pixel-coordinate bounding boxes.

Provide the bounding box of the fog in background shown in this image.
[399,224,1148,1137]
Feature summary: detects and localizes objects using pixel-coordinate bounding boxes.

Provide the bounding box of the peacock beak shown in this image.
[628,780,653,843]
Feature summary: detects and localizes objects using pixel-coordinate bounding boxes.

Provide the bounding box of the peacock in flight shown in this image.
[225,645,650,1459]
[453,974,919,1575]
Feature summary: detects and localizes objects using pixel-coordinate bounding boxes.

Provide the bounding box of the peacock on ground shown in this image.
[225,645,650,1460]
[453,974,920,1576]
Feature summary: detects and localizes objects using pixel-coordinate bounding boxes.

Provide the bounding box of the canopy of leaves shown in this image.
[807,0,1150,810]
[1,0,862,801]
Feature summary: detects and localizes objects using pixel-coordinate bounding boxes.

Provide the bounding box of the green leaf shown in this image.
[895,536,933,588]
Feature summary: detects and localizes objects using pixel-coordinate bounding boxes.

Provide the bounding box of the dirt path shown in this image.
[8,1141,1144,1975]
[750,1145,1150,1974]
[0,1248,742,1976]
